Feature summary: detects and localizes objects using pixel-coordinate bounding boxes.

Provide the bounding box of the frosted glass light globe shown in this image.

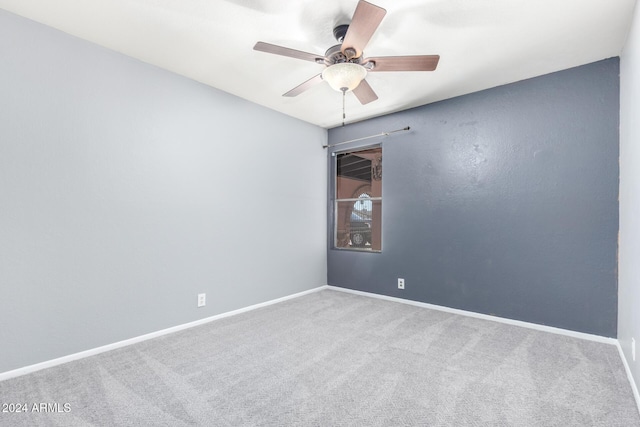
[322,63,367,92]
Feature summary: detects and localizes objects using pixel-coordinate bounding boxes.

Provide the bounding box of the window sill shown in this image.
[332,247,382,253]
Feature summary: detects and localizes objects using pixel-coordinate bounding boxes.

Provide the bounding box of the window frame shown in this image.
[332,144,382,253]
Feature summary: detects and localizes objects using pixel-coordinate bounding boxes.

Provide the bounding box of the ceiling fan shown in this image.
[253,0,440,105]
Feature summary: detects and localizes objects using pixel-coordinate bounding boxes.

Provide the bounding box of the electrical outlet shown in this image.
[398,278,405,290]
[633,338,636,362]
[197,293,206,308]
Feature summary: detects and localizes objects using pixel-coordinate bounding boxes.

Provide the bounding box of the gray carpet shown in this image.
[1,289,638,426]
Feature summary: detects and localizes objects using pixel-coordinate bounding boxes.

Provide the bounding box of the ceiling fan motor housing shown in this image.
[324,44,362,66]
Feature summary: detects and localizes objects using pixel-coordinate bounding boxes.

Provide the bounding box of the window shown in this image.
[334,146,382,251]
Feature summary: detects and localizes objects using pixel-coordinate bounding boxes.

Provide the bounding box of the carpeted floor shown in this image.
[1,289,639,426]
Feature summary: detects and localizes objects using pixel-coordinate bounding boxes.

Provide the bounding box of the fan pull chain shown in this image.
[342,88,347,127]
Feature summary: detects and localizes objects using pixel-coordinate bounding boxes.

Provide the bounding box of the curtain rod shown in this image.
[323,126,410,149]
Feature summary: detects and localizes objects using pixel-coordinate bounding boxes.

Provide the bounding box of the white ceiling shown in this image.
[0,0,636,128]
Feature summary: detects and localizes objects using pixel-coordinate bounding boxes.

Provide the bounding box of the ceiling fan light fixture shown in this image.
[322,63,367,92]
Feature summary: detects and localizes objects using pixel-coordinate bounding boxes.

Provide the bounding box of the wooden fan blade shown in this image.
[341,1,387,59]
[254,42,324,63]
[352,79,378,105]
[364,55,440,72]
[283,73,324,97]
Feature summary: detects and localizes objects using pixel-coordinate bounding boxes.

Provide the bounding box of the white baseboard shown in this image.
[327,286,618,345]
[616,341,640,416]
[0,285,328,382]
[0,285,626,386]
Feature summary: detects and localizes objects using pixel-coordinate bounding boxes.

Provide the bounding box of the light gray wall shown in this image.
[620,1,640,397]
[328,59,619,337]
[0,10,327,374]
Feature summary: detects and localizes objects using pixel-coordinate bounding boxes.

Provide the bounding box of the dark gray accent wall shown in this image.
[327,59,619,337]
